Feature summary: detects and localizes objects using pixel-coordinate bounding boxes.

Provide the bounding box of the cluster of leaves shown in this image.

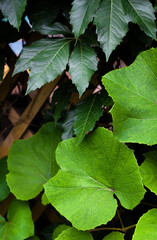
[0,0,157,239]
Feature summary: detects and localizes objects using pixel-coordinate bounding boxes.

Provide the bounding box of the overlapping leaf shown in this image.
[0,199,34,240]
[0,157,10,201]
[122,0,156,40]
[44,128,145,230]
[69,40,97,96]
[0,0,27,29]
[62,109,75,140]
[7,123,61,200]
[13,38,71,93]
[54,227,93,240]
[52,225,71,240]
[70,0,100,39]
[94,0,128,60]
[140,151,157,194]
[102,48,157,145]
[132,209,157,240]
[103,232,124,240]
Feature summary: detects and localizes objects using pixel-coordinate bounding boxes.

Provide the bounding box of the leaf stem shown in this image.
[88,224,136,233]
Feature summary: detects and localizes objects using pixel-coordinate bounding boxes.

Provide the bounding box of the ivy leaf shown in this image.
[62,109,75,140]
[69,40,97,96]
[54,227,93,240]
[13,38,71,93]
[70,0,100,40]
[0,0,27,30]
[122,0,157,40]
[140,151,157,195]
[0,199,34,240]
[52,225,71,240]
[74,94,103,143]
[94,0,128,61]
[0,157,10,202]
[132,209,157,240]
[44,128,145,230]
[7,122,61,200]
[103,232,124,240]
[102,48,157,145]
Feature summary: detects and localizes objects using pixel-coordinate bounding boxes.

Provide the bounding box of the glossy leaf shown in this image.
[132,209,157,240]
[0,199,34,240]
[0,157,10,201]
[94,0,128,60]
[74,94,103,143]
[54,227,93,240]
[52,225,71,240]
[7,122,61,200]
[69,40,97,96]
[0,0,27,29]
[122,0,156,40]
[140,151,157,195]
[103,232,124,240]
[70,0,100,40]
[13,38,71,93]
[102,48,157,145]
[62,109,75,140]
[44,128,145,230]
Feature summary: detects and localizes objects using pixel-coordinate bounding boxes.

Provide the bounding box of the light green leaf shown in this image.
[54,227,93,240]
[132,209,157,240]
[103,232,124,240]
[94,0,128,61]
[70,0,100,40]
[7,122,61,200]
[140,151,157,194]
[62,109,75,141]
[52,225,71,240]
[122,0,157,40]
[13,38,71,93]
[69,40,97,96]
[74,94,103,143]
[0,0,27,30]
[44,128,145,230]
[102,48,157,145]
[0,199,34,240]
[0,157,10,202]
[41,191,50,206]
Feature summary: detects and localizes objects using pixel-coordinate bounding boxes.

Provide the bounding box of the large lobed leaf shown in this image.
[44,128,145,230]
[13,38,71,93]
[102,48,157,145]
[7,123,61,200]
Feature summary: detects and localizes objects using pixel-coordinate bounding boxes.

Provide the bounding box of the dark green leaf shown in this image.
[0,157,10,201]
[7,123,61,200]
[62,109,75,140]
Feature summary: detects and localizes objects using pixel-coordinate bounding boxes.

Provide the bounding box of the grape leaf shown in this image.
[70,0,100,40]
[13,38,71,93]
[0,157,10,201]
[132,209,157,240]
[7,122,61,200]
[74,94,103,143]
[69,40,97,96]
[54,227,93,240]
[44,128,145,230]
[94,0,128,61]
[122,0,157,40]
[0,199,34,240]
[140,151,157,195]
[0,0,27,29]
[102,48,157,145]
[52,225,71,240]
[103,232,124,240]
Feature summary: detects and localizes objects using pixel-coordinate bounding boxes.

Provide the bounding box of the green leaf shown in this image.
[0,0,27,30]
[74,94,103,143]
[44,128,145,230]
[13,38,71,93]
[132,209,157,240]
[54,227,93,240]
[140,151,157,195]
[94,0,128,61]
[52,225,71,240]
[122,0,157,40]
[103,232,124,240]
[0,199,34,240]
[0,157,10,202]
[102,48,157,145]
[70,0,100,40]
[7,122,61,200]
[62,109,75,140]
[69,40,97,96]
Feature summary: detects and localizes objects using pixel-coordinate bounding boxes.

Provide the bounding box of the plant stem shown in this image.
[88,224,136,233]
